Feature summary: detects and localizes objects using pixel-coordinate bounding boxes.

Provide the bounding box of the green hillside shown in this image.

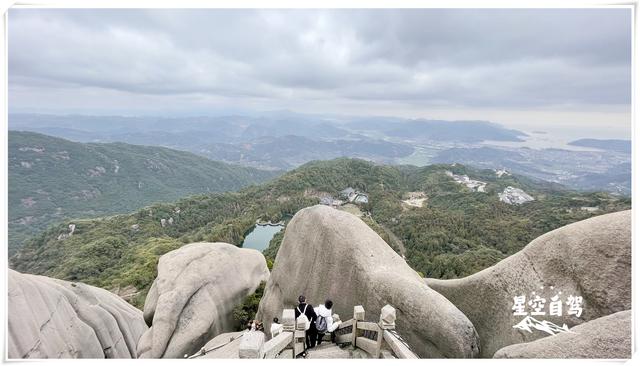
[8,131,280,255]
[10,158,630,308]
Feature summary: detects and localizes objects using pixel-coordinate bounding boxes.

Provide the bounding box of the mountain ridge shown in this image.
[10,158,630,309]
[8,130,281,255]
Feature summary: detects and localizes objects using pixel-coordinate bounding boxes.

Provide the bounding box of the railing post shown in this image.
[282,309,295,331]
[373,305,396,358]
[270,323,283,338]
[281,309,296,358]
[378,304,418,359]
[238,331,265,358]
[378,304,396,330]
[352,305,365,347]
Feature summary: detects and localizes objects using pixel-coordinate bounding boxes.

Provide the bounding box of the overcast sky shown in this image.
[8,8,632,138]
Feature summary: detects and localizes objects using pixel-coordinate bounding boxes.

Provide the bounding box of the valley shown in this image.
[10,158,630,309]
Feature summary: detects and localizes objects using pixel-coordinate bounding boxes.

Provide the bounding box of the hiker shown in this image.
[330,313,342,343]
[295,295,318,353]
[314,299,336,346]
[254,320,264,332]
[247,320,263,332]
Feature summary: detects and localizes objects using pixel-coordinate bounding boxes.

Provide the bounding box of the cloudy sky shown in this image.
[8,8,632,138]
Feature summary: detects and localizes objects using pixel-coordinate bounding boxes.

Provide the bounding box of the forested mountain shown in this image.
[8,131,280,255]
[9,113,528,170]
[201,135,414,170]
[10,158,630,308]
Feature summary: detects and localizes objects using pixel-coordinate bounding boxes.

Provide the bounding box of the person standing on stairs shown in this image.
[295,295,318,353]
[314,299,337,346]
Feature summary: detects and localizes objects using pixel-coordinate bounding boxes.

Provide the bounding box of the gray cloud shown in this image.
[8,8,632,117]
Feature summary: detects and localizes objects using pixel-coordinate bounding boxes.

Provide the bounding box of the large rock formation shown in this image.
[8,269,147,358]
[494,310,631,359]
[427,210,631,358]
[136,242,270,358]
[257,205,480,358]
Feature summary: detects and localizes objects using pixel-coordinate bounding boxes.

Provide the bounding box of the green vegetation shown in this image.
[11,158,630,309]
[8,131,280,255]
[233,282,266,330]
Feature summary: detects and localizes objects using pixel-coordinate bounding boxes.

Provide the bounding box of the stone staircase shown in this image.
[209,304,418,359]
[305,343,367,359]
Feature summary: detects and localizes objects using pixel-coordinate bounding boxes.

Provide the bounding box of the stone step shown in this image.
[307,345,351,359]
[306,343,370,359]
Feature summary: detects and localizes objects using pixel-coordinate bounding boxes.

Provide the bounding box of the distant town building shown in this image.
[340,187,356,200]
[354,194,369,204]
[495,168,511,178]
[320,195,347,209]
[446,171,487,193]
[339,187,369,205]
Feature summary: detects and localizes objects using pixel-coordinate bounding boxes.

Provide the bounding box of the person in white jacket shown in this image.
[314,299,341,345]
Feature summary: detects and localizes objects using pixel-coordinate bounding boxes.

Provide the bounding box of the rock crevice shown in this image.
[257,205,480,358]
[136,242,269,359]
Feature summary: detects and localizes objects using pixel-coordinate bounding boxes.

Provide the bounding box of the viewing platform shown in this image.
[187,304,418,359]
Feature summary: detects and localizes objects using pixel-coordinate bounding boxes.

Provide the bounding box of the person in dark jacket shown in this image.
[294,295,318,352]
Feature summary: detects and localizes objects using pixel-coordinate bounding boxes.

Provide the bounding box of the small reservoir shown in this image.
[242,224,284,251]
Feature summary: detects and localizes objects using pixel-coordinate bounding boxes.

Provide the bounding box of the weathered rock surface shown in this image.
[8,269,147,359]
[136,242,269,358]
[257,205,480,358]
[427,210,631,358]
[494,310,631,359]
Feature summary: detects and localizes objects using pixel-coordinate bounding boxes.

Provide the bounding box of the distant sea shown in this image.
[481,129,629,152]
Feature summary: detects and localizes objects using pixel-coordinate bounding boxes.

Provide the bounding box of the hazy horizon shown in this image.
[9,8,632,140]
[7,109,630,143]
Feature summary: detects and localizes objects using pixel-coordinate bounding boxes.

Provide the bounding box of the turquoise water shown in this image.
[242,224,284,251]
